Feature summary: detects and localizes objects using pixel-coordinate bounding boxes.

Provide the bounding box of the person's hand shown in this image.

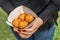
[13,17,43,39]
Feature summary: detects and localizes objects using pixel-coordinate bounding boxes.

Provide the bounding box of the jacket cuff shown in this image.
[39,4,58,23]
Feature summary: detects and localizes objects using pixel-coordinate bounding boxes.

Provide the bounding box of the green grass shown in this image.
[0,7,60,40]
[0,8,17,40]
[53,11,60,40]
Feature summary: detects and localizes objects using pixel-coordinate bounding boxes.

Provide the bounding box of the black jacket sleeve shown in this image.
[0,0,15,13]
[39,3,59,23]
[51,0,60,10]
[0,0,3,6]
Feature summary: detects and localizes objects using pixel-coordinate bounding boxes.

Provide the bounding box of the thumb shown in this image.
[28,18,38,31]
[28,18,43,31]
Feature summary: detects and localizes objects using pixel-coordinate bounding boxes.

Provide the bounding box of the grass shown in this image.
[53,11,60,40]
[0,7,60,40]
[0,8,17,40]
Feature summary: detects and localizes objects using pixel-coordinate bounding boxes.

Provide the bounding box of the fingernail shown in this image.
[18,29,21,32]
[22,30,26,32]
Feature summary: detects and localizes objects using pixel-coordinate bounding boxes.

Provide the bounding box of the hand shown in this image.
[13,17,43,39]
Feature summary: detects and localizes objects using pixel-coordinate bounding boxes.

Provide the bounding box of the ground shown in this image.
[0,7,60,40]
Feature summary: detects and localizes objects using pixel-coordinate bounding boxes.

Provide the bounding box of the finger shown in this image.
[20,31,31,36]
[29,22,38,30]
[13,27,18,32]
[21,18,38,32]
[13,28,22,35]
[22,27,36,33]
[27,19,38,31]
[21,24,39,35]
[19,33,27,39]
[24,25,37,33]
[27,18,43,31]
[20,18,42,35]
[25,25,39,34]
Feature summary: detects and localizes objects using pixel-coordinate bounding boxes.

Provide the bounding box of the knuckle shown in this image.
[26,28,34,32]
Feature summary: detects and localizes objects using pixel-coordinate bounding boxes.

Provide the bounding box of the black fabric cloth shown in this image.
[0,0,15,13]
[51,0,60,10]
[39,3,58,23]
[0,0,50,14]
[0,0,59,31]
